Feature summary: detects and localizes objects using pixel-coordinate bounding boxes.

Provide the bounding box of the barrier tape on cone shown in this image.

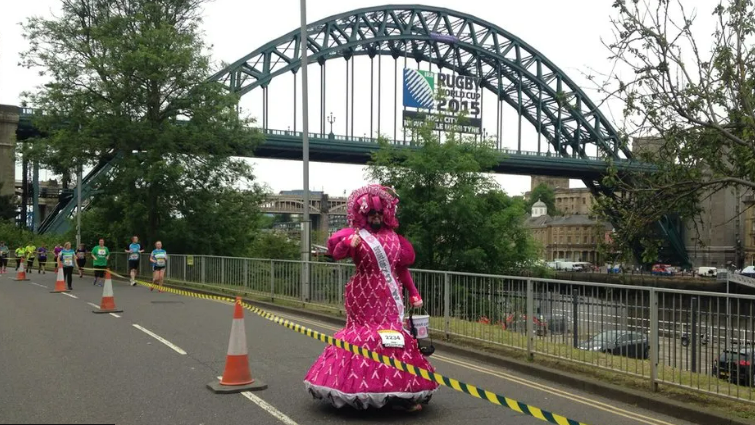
[91,268,589,425]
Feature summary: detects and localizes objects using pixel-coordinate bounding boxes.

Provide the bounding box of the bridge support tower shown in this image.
[0,105,19,198]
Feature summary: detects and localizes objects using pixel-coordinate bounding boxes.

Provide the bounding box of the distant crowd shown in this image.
[0,236,168,292]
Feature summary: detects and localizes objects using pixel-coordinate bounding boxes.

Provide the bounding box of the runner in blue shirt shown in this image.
[59,242,76,291]
[149,241,167,292]
[126,236,144,286]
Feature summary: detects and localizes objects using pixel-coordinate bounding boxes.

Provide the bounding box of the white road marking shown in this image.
[110,313,121,318]
[61,292,78,299]
[28,282,47,288]
[132,324,186,355]
[216,376,298,425]
[88,302,100,309]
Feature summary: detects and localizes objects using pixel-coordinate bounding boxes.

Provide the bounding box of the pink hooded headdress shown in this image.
[346,184,400,229]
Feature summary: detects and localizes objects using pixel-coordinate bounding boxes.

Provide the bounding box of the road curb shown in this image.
[156,281,755,425]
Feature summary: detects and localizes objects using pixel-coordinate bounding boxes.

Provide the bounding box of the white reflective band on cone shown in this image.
[227,319,248,356]
[102,280,114,297]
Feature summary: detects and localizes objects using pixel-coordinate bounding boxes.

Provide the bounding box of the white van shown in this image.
[697,267,717,277]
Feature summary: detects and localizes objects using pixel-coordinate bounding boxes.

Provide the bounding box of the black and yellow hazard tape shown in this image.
[100,268,589,425]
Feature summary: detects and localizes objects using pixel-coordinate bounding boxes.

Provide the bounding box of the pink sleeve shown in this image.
[396,235,420,299]
[327,228,357,261]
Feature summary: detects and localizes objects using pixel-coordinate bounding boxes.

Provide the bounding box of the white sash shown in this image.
[358,229,405,324]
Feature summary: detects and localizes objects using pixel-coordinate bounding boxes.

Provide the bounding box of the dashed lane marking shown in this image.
[216,376,299,425]
[88,302,101,309]
[61,292,78,299]
[110,313,121,318]
[132,324,187,355]
[29,282,47,288]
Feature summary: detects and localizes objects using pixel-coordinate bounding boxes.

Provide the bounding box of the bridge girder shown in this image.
[209,4,628,162]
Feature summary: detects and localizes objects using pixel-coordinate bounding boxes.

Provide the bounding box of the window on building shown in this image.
[567,236,571,243]
[583,198,586,204]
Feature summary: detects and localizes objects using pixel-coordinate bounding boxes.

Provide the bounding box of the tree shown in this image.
[20,0,262,246]
[526,183,559,216]
[368,126,537,275]
[248,231,300,260]
[587,0,755,263]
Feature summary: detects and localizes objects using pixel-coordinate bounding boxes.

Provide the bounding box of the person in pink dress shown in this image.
[304,184,438,412]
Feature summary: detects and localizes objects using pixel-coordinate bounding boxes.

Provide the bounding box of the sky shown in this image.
[0,0,722,198]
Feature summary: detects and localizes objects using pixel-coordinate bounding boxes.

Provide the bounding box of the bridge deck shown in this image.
[17,110,653,179]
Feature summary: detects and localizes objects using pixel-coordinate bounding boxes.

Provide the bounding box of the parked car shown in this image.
[713,348,755,386]
[651,264,674,276]
[578,330,650,359]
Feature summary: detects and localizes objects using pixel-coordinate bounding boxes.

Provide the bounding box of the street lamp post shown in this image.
[300,0,311,302]
[327,112,335,135]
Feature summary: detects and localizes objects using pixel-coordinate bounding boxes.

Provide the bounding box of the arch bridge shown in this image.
[16,4,686,265]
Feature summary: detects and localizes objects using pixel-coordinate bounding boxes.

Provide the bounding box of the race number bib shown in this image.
[62,255,74,267]
[97,248,106,256]
[378,330,405,348]
[129,253,139,260]
[77,252,85,259]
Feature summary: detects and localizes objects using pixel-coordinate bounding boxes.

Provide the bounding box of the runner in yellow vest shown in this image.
[14,247,25,271]
[25,245,36,271]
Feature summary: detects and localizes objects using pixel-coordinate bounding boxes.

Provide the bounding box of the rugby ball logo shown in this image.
[403,68,435,109]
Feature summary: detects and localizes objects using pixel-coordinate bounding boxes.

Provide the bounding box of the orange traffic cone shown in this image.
[207,297,267,393]
[50,263,70,293]
[13,258,29,281]
[92,271,123,314]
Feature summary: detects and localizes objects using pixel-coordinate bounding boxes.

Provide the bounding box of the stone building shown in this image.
[632,137,745,267]
[524,198,612,263]
[740,195,755,267]
[0,105,19,198]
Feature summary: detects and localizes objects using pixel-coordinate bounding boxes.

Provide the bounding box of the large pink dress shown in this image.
[303,226,439,409]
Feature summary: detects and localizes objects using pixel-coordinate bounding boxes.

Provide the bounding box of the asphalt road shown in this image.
[0,271,696,425]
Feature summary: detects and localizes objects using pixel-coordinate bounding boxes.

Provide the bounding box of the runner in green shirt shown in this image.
[91,239,110,286]
[14,247,25,271]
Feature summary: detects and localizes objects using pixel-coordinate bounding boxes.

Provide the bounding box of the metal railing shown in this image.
[110,252,755,403]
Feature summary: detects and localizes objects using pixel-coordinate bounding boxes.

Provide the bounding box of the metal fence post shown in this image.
[649,288,659,392]
[270,259,275,299]
[244,259,249,289]
[183,256,186,282]
[221,258,225,285]
[691,296,698,373]
[201,257,206,284]
[337,264,344,304]
[572,284,579,348]
[526,278,534,360]
[302,261,310,302]
[443,272,450,338]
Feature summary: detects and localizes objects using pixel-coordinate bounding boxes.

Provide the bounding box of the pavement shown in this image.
[0,270,698,425]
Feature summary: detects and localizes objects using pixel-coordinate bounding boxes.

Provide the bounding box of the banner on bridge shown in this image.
[402,110,482,135]
[402,68,482,135]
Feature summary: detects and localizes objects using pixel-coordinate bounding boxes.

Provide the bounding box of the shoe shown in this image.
[130,280,137,286]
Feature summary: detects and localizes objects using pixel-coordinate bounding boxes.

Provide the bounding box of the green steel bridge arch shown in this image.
[26,4,688,265]
[209,4,688,266]
[210,4,625,161]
